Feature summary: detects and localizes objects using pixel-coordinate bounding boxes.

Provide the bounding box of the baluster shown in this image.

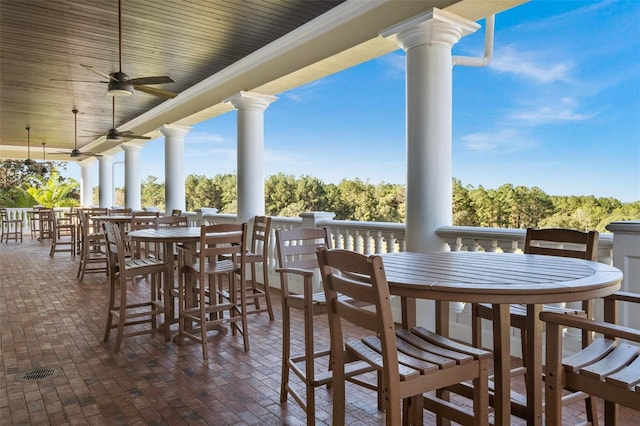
[371,231,383,254]
[344,230,353,251]
[387,234,397,254]
[354,230,363,254]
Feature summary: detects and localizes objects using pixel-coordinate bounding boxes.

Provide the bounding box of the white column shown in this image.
[121,143,143,210]
[382,9,479,330]
[381,9,479,252]
[160,125,191,215]
[78,159,95,207]
[98,154,114,208]
[226,91,277,223]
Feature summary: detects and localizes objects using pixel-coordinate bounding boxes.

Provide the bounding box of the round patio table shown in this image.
[380,251,623,426]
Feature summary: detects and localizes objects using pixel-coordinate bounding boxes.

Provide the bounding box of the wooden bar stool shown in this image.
[0,208,23,243]
[102,222,168,352]
[49,208,76,257]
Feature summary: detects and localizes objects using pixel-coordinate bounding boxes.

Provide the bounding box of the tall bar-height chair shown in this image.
[176,223,249,359]
[275,228,377,424]
[29,207,41,239]
[37,207,53,242]
[220,216,274,319]
[102,222,168,352]
[77,208,108,280]
[130,211,160,259]
[0,207,23,243]
[471,227,599,422]
[49,208,76,257]
[317,248,490,425]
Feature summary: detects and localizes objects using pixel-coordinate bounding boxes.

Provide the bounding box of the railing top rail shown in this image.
[318,219,405,232]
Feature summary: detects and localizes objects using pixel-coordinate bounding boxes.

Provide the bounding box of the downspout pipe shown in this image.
[452,15,494,67]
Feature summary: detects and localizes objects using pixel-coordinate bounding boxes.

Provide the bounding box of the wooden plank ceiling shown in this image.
[0,0,344,160]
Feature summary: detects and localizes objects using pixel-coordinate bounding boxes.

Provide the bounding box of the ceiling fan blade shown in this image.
[50,79,108,83]
[81,64,114,81]
[128,76,175,85]
[134,85,177,98]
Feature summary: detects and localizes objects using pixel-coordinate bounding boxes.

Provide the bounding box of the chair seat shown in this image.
[123,257,166,274]
[542,299,640,424]
[348,327,490,381]
[184,259,239,275]
[564,339,640,387]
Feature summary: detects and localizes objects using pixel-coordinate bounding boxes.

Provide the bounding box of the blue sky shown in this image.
[65,1,640,203]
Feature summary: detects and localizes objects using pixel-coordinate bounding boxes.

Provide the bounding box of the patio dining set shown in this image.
[3,208,638,425]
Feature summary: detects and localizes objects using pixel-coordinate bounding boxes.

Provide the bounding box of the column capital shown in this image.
[160,124,191,138]
[380,8,479,51]
[97,153,114,162]
[120,142,144,153]
[225,91,278,111]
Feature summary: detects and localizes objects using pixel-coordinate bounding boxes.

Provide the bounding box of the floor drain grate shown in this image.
[16,367,60,382]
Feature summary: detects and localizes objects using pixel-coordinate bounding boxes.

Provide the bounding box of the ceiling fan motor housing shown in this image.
[108,72,133,96]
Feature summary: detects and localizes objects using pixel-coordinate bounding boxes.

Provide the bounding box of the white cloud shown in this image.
[461,128,536,152]
[379,52,405,78]
[508,97,599,125]
[491,45,572,83]
[186,131,226,145]
[283,80,325,104]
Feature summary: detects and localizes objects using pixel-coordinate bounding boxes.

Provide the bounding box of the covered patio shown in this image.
[2,0,639,424]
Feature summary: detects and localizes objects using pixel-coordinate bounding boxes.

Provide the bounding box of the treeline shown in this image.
[2,158,635,233]
[129,174,639,233]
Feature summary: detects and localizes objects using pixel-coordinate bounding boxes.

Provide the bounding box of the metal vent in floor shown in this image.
[15,367,60,382]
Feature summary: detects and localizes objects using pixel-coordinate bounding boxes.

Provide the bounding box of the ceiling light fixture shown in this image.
[107,72,133,96]
[24,127,34,165]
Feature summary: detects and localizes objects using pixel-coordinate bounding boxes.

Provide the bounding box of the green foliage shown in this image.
[0,159,72,207]
[25,168,80,208]
[140,176,165,210]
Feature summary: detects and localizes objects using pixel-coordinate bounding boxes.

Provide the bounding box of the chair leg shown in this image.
[103,272,116,343]
[262,262,274,320]
[471,303,484,349]
[280,301,291,403]
[250,263,261,311]
[114,279,127,352]
[239,273,250,351]
[304,302,315,424]
[200,278,209,360]
[585,396,599,426]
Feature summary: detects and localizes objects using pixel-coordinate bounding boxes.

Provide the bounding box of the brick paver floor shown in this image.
[1,237,638,425]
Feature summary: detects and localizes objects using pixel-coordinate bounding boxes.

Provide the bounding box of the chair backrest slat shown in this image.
[156,215,188,227]
[275,227,331,270]
[131,211,159,230]
[199,223,247,265]
[524,228,598,261]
